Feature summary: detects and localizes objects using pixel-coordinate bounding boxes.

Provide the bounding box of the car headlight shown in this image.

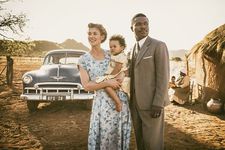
[23,75,33,84]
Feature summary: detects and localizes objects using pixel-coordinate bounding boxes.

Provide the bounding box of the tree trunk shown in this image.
[6,56,13,86]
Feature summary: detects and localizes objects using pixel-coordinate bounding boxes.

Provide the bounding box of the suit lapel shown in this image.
[131,44,136,60]
[135,37,152,66]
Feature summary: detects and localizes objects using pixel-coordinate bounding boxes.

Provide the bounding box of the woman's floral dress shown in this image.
[78,50,131,150]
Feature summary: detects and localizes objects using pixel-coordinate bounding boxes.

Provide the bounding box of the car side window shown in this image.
[52,56,60,64]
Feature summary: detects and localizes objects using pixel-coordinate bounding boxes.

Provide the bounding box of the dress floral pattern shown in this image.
[78,50,131,150]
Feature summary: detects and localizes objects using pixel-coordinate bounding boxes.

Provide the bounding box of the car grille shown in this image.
[23,82,92,95]
[24,88,89,94]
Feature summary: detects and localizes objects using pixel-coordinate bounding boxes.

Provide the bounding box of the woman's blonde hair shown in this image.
[88,23,107,43]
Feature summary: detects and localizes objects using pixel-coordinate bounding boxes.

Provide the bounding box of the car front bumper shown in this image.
[20,93,94,101]
[21,82,95,101]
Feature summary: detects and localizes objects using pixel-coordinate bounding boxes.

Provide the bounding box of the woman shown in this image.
[78,23,131,150]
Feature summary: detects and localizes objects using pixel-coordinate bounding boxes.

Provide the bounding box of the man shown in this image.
[129,13,170,150]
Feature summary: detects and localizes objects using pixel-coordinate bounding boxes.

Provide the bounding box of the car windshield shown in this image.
[43,51,84,65]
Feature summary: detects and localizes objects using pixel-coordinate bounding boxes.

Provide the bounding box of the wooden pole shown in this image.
[6,55,13,86]
[185,54,189,76]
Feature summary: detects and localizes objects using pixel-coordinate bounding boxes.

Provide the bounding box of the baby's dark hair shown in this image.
[109,34,126,48]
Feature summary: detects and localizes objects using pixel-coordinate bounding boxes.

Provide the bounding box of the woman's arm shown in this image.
[79,66,121,91]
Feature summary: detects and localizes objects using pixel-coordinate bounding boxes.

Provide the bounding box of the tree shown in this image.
[0,0,33,56]
[0,0,27,39]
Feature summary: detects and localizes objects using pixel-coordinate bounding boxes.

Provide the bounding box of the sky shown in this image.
[3,0,225,51]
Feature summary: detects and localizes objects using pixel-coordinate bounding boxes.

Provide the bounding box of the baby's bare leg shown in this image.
[105,87,122,112]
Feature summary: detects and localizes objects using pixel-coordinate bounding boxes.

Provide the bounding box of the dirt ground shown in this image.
[0,57,225,150]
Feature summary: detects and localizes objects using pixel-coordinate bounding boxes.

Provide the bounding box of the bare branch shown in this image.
[0,32,12,39]
[0,0,10,4]
[0,13,27,38]
[0,0,27,39]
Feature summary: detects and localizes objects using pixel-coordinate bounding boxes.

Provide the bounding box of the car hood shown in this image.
[28,64,81,83]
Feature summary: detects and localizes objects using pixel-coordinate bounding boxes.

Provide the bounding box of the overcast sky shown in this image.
[3,0,225,51]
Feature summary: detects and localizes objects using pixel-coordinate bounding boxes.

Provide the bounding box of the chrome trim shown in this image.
[50,76,66,81]
[22,75,33,84]
[21,82,95,101]
[20,94,94,101]
[34,82,83,88]
[49,64,67,81]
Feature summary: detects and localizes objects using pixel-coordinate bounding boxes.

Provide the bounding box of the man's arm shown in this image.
[150,42,169,118]
[152,42,170,107]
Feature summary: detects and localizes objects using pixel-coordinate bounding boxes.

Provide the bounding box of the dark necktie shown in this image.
[134,42,140,59]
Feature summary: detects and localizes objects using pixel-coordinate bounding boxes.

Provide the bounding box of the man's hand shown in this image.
[150,105,163,118]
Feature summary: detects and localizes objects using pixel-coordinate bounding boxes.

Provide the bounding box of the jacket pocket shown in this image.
[143,56,152,60]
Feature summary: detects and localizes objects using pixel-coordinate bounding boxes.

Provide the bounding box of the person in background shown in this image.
[169,75,176,88]
[170,68,190,105]
[52,56,60,64]
[78,23,131,149]
[129,13,170,150]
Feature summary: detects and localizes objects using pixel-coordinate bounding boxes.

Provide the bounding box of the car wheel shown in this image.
[27,101,39,112]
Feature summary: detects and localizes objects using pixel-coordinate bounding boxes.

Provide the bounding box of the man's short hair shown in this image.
[131,13,148,26]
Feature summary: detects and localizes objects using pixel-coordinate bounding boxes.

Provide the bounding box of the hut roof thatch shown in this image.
[188,24,225,64]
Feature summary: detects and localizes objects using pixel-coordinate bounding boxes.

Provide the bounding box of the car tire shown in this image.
[27,101,39,112]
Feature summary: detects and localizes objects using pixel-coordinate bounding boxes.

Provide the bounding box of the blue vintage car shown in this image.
[20,49,94,112]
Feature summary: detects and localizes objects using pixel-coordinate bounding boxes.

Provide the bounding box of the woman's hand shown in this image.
[105,79,121,89]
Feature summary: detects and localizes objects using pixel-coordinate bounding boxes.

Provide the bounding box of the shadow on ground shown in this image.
[179,102,225,120]
[165,122,218,150]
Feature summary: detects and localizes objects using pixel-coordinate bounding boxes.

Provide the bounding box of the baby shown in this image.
[96,35,130,112]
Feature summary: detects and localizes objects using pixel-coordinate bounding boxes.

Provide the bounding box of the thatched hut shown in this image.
[187,24,225,107]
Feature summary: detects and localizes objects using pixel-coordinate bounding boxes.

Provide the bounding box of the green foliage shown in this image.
[0,40,34,56]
